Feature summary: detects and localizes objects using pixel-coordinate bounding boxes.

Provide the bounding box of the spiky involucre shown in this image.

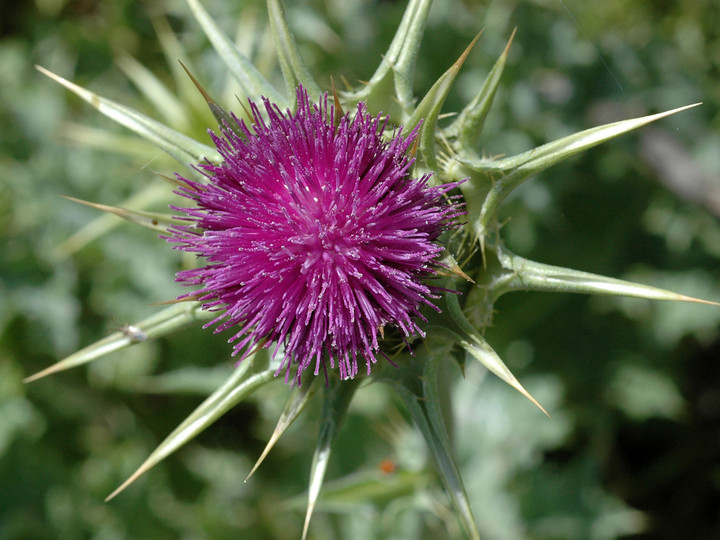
[166,86,461,383]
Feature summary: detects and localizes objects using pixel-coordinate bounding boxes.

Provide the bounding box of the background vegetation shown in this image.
[1,0,719,538]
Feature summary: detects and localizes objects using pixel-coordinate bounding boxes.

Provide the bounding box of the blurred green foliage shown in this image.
[1,0,719,538]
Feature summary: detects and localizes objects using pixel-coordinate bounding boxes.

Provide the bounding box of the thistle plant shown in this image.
[28,0,717,538]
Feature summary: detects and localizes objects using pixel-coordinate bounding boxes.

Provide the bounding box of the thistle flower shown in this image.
[166,86,461,383]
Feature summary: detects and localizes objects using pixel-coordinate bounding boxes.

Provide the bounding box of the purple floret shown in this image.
[166,86,462,383]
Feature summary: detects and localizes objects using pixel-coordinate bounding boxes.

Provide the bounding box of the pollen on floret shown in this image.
[165,85,463,384]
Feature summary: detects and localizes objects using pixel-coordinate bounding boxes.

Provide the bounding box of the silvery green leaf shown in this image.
[151,15,201,106]
[24,303,211,383]
[123,366,234,395]
[266,0,321,104]
[105,350,275,501]
[302,377,360,540]
[60,122,165,159]
[186,0,287,106]
[286,468,433,511]
[117,53,188,130]
[377,348,481,540]
[37,66,220,165]
[421,346,481,540]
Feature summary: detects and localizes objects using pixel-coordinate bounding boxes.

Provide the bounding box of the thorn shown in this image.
[180,60,239,135]
[245,337,270,359]
[59,196,138,222]
[452,30,483,73]
[409,136,419,159]
[236,97,254,126]
[520,384,551,418]
[504,27,518,56]
[179,60,215,109]
[330,76,344,127]
[150,295,201,306]
[23,364,64,384]
[673,295,720,307]
[105,465,149,502]
[151,170,197,191]
[339,74,352,91]
[438,264,474,283]
[59,194,106,209]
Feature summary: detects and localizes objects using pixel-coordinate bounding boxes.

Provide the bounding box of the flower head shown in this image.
[167,86,461,383]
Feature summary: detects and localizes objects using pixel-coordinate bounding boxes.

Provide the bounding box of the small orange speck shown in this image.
[379,459,396,474]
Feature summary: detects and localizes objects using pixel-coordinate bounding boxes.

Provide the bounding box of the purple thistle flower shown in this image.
[166,86,462,383]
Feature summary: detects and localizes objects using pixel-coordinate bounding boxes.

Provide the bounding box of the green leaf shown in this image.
[421,347,480,540]
[117,53,188,130]
[302,377,360,540]
[37,66,219,166]
[378,348,481,540]
[123,366,235,395]
[286,468,433,511]
[60,122,166,159]
[186,0,287,106]
[464,104,701,239]
[105,351,275,501]
[24,303,211,383]
[266,0,321,104]
[151,15,202,107]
